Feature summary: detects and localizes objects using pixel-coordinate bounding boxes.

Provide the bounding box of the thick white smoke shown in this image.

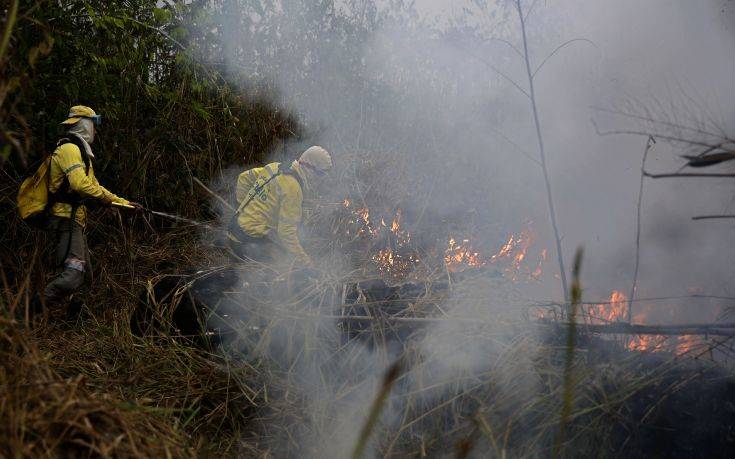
[193,0,735,455]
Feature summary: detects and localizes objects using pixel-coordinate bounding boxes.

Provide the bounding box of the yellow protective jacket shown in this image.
[235,162,309,260]
[49,142,129,227]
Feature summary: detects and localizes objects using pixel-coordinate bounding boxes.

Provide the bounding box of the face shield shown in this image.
[68,118,97,145]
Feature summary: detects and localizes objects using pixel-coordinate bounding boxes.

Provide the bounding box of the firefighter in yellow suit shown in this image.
[228,146,333,267]
[34,106,141,317]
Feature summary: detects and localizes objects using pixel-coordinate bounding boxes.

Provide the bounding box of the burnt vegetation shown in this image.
[2,1,735,457]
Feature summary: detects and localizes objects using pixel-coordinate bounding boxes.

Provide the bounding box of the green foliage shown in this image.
[1,0,301,219]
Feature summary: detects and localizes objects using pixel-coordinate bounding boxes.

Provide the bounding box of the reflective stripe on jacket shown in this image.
[48,143,128,226]
[235,162,309,260]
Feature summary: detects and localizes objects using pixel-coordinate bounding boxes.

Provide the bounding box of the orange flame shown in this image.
[627,333,702,356]
[445,238,486,272]
[342,200,420,279]
[673,335,699,356]
[585,290,628,324]
[629,304,703,357]
[627,335,667,352]
[532,249,547,279]
[489,223,546,283]
[343,201,548,282]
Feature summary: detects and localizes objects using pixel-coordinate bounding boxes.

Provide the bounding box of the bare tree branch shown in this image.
[487,125,542,166]
[481,36,523,59]
[516,0,569,302]
[592,122,730,150]
[682,152,735,167]
[456,45,531,99]
[590,106,724,140]
[552,321,735,337]
[692,215,735,221]
[537,294,735,307]
[532,38,596,79]
[628,136,655,323]
[644,171,735,179]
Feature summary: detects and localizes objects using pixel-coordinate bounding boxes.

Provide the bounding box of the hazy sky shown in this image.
[213,0,735,308]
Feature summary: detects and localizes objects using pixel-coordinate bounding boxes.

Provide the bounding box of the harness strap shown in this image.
[282,163,304,191]
[228,162,304,241]
[232,165,281,217]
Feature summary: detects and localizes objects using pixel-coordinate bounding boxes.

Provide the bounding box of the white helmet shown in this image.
[299,146,332,173]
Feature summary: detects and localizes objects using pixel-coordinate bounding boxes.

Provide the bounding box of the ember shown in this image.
[372,249,421,281]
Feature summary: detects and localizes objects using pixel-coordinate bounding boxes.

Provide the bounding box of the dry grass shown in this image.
[0,320,187,457]
[0,306,259,457]
[2,152,735,457]
[0,180,262,456]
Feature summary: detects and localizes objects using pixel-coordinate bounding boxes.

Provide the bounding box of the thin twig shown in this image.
[644,171,735,178]
[553,321,735,337]
[535,294,735,308]
[455,46,530,99]
[516,0,569,302]
[628,136,655,322]
[594,124,732,152]
[590,106,725,139]
[692,214,735,220]
[532,38,596,79]
[482,36,523,58]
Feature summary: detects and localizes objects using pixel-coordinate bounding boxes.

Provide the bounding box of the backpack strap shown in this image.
[227,162,307,240]
[277,162,305,191]
[228,164,283,236]
[233,165,281,217]
[50,136,91,207]
[57,136,91,175]
[228,162,306,238]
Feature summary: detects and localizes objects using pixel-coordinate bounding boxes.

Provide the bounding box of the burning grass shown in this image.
[2,151,735,457]
[335,189,547,286]
[186,267,735,457]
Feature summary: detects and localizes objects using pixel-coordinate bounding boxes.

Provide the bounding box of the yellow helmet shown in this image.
[61,105,102,125]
